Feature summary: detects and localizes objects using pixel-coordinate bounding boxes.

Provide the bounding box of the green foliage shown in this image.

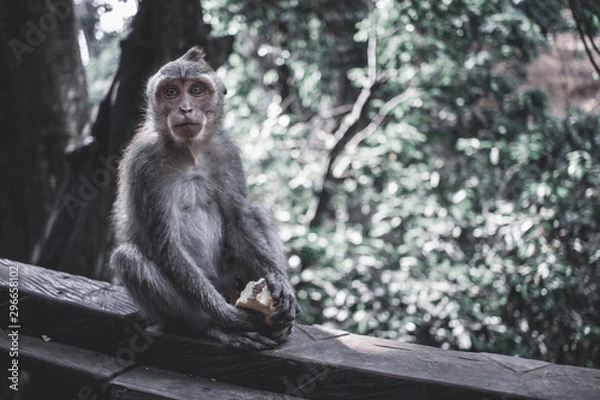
[85,33,121,106]
[197,0,600,368]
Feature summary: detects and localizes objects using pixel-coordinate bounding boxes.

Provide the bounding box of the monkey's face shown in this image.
[154,78,220,141]
[146,47,226,143]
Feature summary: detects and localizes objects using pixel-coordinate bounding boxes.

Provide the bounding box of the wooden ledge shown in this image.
[1,258,599,399]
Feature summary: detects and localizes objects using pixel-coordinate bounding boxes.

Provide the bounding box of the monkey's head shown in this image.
[145,47,227,142]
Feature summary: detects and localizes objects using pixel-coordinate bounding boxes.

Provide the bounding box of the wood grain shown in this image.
[2,258,600,400]
[0,330,302,400]
[111,366,302,400]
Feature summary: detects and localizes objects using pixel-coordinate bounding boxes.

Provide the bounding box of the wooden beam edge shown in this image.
[2,258,600,400]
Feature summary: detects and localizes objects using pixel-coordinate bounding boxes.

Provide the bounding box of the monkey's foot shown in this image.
[208,328,278,350]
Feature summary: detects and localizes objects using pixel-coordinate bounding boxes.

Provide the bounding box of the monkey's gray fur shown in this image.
[111,47,296,349]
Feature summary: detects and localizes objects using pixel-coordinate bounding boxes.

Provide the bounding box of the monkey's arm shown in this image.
[217,147,297,332]
[225,202,297,330]
[213,143,296,327]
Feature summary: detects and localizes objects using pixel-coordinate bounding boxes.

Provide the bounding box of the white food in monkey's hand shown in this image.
[235,278,280,323]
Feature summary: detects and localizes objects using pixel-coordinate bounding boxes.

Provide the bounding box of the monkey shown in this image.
[110,47,296,350]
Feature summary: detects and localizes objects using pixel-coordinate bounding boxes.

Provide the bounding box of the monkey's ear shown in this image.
[182,46,206,62]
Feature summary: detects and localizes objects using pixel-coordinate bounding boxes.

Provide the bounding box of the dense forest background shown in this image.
[1,0,599,369]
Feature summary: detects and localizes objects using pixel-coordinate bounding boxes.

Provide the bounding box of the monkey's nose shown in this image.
[180,106,193,114]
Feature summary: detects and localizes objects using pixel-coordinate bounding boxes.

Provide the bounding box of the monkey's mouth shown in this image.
[173,121,203,139]
[175,122,201,127]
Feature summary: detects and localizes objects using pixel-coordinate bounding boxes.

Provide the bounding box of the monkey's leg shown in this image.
[112,242,278,349]
[111,242,189,326]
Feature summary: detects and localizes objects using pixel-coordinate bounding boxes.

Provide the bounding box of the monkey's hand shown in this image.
[269,321,293,344]
[229,303,268,329]
[232,301,291,345]
[264,272,297,328]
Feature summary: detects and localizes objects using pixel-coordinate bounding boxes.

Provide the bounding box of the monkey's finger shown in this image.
[267,278,283,300]
[271,286,282,300]
[270,297,295,326]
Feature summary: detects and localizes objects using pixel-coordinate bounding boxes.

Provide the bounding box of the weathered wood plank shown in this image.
[0,328,134,399]
[0,331,304,400]
[134,329,497,400]
[0,258,143,356]
[2,258,600,400]
[110,366,303,400]
[0,329,134,379]
[0,258,137,315]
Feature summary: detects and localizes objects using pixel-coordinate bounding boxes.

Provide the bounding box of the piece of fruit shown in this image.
[235,278,279,323]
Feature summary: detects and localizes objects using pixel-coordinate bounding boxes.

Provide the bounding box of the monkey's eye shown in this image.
[163,86,179,98]
[189,84,205,96]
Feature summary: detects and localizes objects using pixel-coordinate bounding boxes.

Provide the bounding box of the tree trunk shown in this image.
[0,0,88,263]
[31,0,234,280]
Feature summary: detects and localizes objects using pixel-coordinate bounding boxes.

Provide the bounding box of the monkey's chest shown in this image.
[174,177,224,271]
[176,178,217,213]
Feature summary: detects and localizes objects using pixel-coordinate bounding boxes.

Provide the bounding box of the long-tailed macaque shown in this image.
[110,47,296,349]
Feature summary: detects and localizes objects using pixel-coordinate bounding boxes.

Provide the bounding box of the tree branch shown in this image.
[332,88,414,178]
[308,2,382,228]
[569,0,600,76]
